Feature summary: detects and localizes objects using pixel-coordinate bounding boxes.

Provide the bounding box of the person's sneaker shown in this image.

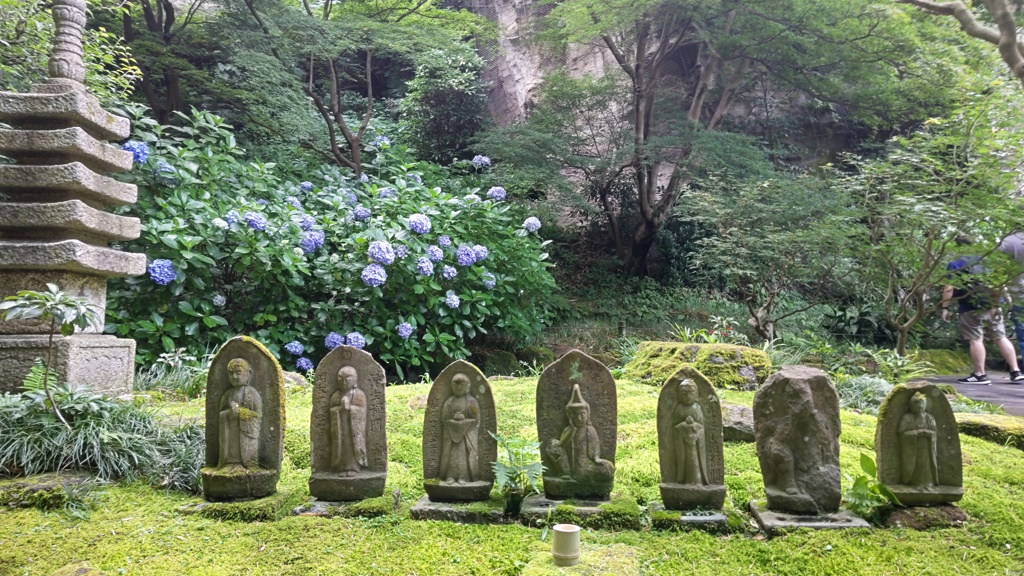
[957,373,991,385]
[1010,371,1024,384]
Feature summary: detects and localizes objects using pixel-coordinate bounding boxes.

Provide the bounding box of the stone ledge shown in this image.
[0,89,129,140]
[749,501,870,537]
[0,239,146,276]
[409,494,508,524]
[0,127,133,173]
[0,163,137,206]
[0,334,135,396]
[0,200,140,241]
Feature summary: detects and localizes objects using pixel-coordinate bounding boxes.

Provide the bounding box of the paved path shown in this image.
[924,371,1024,416]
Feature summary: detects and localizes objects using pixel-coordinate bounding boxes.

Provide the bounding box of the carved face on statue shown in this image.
[338,366,358,392]
[568,404,589,428]
[451,374,471,398]
[676,380,698,405]
[227,358,252,388]
[909,393,927,414]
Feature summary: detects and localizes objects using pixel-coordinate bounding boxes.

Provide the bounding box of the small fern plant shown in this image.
[490,432,544,515]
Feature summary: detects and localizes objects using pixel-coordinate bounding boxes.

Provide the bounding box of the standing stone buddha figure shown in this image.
[671,379,708,485]
[218,358,263,468]
[329,366,368,476]
[898,392,939,487]
[439,373,480,484]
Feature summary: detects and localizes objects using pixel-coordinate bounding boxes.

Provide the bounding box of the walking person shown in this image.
[998,231,1024,370]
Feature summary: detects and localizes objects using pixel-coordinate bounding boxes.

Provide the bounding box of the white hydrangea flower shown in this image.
[212,217,229,229]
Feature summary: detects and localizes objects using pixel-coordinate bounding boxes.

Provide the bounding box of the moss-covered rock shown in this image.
[329,495,394,519]
[956,413,1024,451]
[180,489,301,522]
[0,472,93,511]
[516,346,555,368]
[623,342,772,390]
[483,351,521,376]
[912,349,972,375]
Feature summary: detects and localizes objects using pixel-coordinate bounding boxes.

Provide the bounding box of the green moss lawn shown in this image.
[2,378,1024,575]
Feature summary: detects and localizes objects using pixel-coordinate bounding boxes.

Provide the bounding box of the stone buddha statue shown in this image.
[439,373,480,484]
[329,366,368,476]
[217,358,263,468]
[671,379,708,485]
[898,391,939,487]
[546,384,614,485]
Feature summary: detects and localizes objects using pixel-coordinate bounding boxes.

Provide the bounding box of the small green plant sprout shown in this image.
[843,452,901,522]
[0,284,102,430]
[490,432,544,515]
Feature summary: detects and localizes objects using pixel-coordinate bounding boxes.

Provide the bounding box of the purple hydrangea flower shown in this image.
[472,155,491,169]
[442,265,457,280]
[473,245,488,261]
[297,213,315,231]
[325,332,344,350]
[148,259,176,285]
[487,186,506,201]
[354,205,372,221]
[445,290,460,309]
[285,341,304,355]
[482,272,496,290]
[416,257,434,276]
[244,211,267,231]
[408,174,423,185]
[374,135,391,147]
[408,214,432,235]
[457,245,477,266]
[300,181,314,192]
[397,322,413,339]
[345,191,358,205]
[394,244,409,259]
[427,245,444,262]
[300,230,325,254]
[256,199,269,206]
[285,196,302,209]
[463,194,481,203]
[524,216,541,232]
[378,186,397,199]
[361,263,387,287]
[368,240,395,265]
[437,235,451,248]
[224,210,239,226]
[346,332,366,349]
[212,294,226,307]
[296,357,314,371]
[121,140,149,165]
[359,173,369,183]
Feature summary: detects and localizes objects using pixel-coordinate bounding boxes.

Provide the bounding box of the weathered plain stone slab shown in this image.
[423,360,496,502]
[0,200,140,242]
[0,90,129,140]
[409,494,507,524]
[749,501,870,537]
[309,346,387,501]
[0,334,134,395]
[537,350,617,500]
[722,403,755,442]
[0,239,146,276]
[876,383,963,506]
[0,163,138,206]
[657,366,727,510]
[0,127,133,173]
[201,336,284,501]
[518,494,642,530]
[754,365,841,515]
[649,501,730,531]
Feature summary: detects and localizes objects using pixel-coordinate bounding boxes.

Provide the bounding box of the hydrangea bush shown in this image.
[108,107,559,378]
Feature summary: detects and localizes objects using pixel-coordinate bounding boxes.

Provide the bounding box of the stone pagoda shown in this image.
[0,0,144,396]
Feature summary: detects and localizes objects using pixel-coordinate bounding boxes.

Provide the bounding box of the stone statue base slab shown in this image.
[409,495,508,524]
[308,471,386,502]
[649,501,731,532]
[542,476,613,501]
[887,485,963,506]
[881,504,966,530]
[749,501,869,537]
[764,487,822,515]
[423,480,493,502]
[292,495,395,519]
[179,489,295,522]
[201,466,279,501]
[0,334,134,396]
[658,483,727,511]
[519,494,641,530]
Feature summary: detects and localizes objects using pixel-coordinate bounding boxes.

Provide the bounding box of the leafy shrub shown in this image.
[108,107,559,377]
[834,375,894,415]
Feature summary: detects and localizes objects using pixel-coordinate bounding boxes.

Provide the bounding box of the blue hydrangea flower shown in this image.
[225,210,239,225]
[397,322,413,339]
[445,290,460,309]
[368,240,395,265]
[148,259,176,285]
[154,160,179,186]
[360,173,369,183]
[473,245,488,261]
[345,191,358,205]
[346,332,366,349]
[285,341,304,355]
[408,174,423,185]
[300,230,325,254]
[362,263,387,287]
[121,140,149,165]
[285,196,301,209]
[354,205,371,221]
[442,265,457,280]
[437,235,452,248]
[427,245,444,262]
[487,186,506,201]
[416,257,434,276]
[256,199,269,206]
[378,186,397,199]
[524,216,541,232]
[408,214,432,235]
[457,245,476,266]
[394,244,409,259]
[482,272,496,290]
[463,194,481,203]
[212,218,228,230]
[374,135,391,148]
[472,155,491,169]
[300,181,314,192]
[245,211,268,231]
[212,294,226,307]
[296,357,314,371]
[325,332,344,350]
[297,213,315,231]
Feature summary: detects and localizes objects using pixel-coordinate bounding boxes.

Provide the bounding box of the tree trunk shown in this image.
[624,220,659,276]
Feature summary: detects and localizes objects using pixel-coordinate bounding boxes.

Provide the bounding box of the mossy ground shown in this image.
[624,342,771,389]
[2,378,1024,574]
